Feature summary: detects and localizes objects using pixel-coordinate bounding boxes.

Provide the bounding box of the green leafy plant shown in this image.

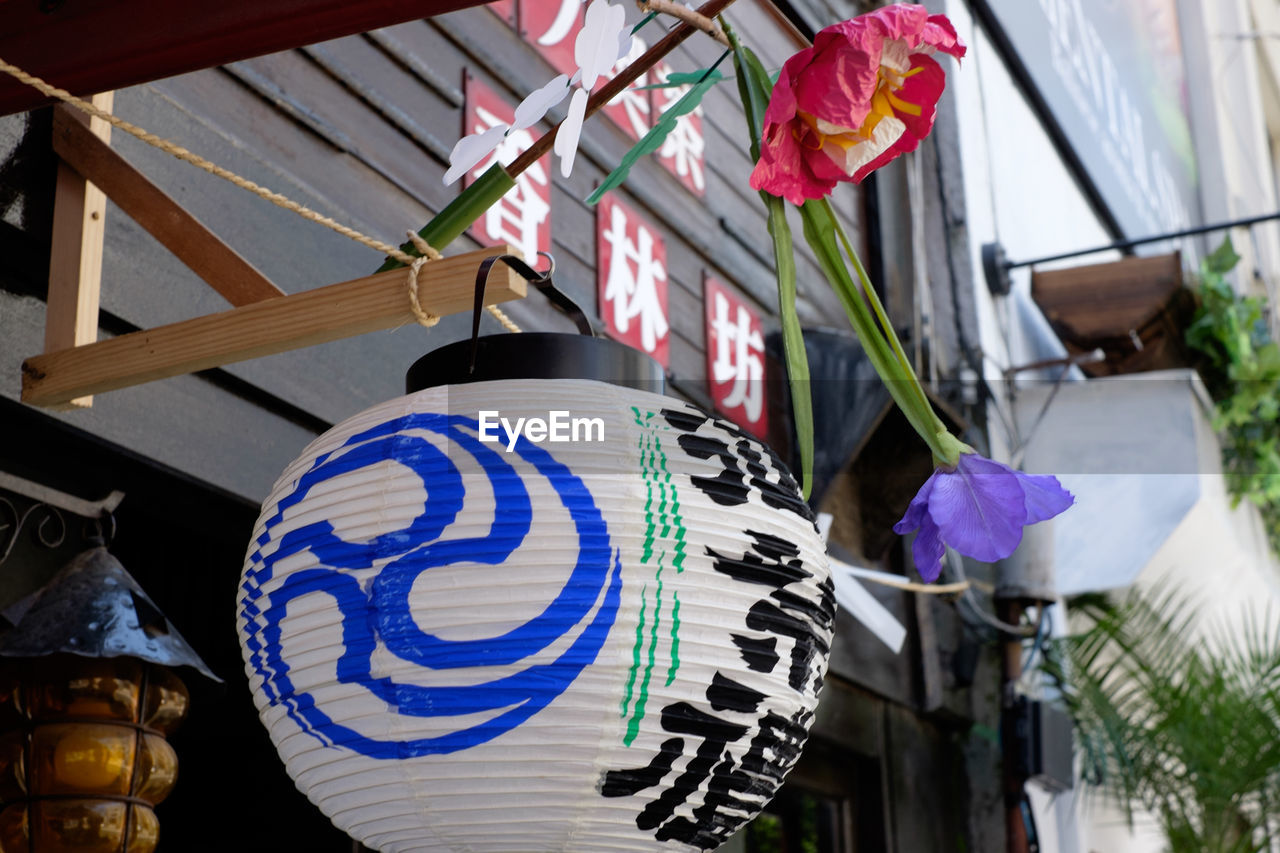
[1044,592,1280,853]
[1185,237,1280,553]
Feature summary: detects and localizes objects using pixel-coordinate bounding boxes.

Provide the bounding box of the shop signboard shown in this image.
[653,61,707,197]
[597,194,671,368]
[980,0,1199,238]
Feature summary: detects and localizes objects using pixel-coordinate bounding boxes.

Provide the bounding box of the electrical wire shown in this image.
[945,549,1038,638]
[1021,604,1051,672]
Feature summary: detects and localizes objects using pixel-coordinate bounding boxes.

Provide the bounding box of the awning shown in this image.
[1014,369,1280,621]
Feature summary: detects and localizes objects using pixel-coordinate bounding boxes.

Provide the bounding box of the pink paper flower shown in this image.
[749,4,965,204]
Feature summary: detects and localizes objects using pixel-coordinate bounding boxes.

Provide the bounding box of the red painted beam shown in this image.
[0,0,495,116]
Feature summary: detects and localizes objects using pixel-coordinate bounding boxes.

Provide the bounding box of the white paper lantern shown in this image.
[237,377,834,852]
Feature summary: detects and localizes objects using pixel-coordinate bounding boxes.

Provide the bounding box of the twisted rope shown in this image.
[0,57,522,331]
[404,232,441,328]
[484,296,522,334]
[857,577,971,595]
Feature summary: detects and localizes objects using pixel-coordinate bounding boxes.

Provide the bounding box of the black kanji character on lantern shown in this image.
[659,409,811,521]
[600,531,835,849]
[709,530,836,688]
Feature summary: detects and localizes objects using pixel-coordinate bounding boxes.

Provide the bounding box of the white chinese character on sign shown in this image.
[535,0,583,46]
[602,203,669,354]
[471,106,550,263]
[659,114,705,190]
[606,36,651,138]
[710,291,764,423]
[655,69,706,192]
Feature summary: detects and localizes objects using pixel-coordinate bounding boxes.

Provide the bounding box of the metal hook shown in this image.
[536,250,557,281]
[88,511,117,547]
[470,252,594,374]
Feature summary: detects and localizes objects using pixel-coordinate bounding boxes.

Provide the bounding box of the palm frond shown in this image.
[1043,590,1280,852]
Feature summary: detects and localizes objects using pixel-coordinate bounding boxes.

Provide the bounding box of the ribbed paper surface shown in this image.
[238,380,834,852]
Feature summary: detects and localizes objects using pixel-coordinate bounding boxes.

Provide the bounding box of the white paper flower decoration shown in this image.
[512,73,573,131]
[443,0,632,185]
[442,124,509,186]
[554,88,590,178]
[577,0,628,89]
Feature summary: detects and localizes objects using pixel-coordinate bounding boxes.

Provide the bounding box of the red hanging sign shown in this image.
[704,275,768,437]
[518,0,584,77]
[597,194,670,368]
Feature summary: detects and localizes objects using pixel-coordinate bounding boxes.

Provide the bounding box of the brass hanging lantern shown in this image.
[0,546,218,853]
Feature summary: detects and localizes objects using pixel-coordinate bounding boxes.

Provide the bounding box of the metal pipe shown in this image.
[1005,210,1280,269]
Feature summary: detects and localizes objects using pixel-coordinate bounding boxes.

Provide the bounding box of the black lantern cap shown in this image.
[407,253,665,393]
[0,546,220,682]
[407,333,665,393]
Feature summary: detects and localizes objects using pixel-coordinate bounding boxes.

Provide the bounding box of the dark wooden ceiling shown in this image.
[0,0,494,116]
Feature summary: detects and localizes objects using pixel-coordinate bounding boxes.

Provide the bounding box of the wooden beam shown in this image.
[21,246,525,408]
[52,104,286,308]
[45,92,113,410]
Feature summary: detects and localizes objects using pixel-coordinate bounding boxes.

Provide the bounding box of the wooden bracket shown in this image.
[21,246,525,409]
[31,101,527,411]
[51,104,285,308]
[44,93,113,410]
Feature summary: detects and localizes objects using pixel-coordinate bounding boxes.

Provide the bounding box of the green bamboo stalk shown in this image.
[375,161,517,273]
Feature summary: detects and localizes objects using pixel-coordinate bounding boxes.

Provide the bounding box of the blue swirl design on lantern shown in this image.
[239,413,619,759]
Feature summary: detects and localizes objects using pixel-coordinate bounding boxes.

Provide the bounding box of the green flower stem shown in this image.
[727,21,814,496]
[726,14,961,472]
[798,202,950,462]
[764,193,813,498]
[823,197,949,438]
[375,164,516,272]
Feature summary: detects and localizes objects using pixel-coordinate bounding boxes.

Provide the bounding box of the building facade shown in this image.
[9,0,1280,850]
[0,1,1018,851]
[943,0,1280,849]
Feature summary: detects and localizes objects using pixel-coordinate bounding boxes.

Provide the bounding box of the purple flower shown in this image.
[893,453,1074,583]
